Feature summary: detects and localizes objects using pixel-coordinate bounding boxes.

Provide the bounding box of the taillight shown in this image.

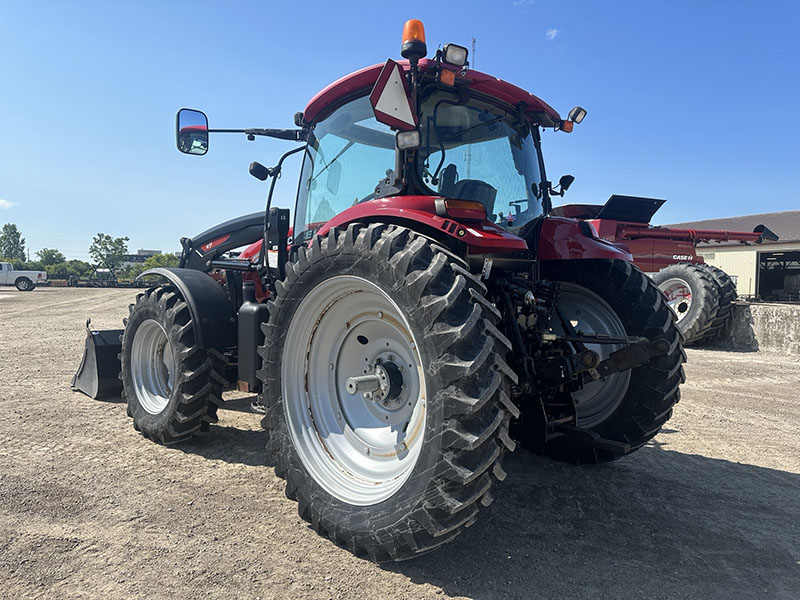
[444,199,486,221]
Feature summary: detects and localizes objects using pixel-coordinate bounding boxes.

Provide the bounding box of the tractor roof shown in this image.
[303,59,562,126]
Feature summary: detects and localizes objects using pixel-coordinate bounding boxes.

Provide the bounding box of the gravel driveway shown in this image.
[1,287,798,599]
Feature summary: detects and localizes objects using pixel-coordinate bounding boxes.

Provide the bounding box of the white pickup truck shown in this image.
[0,262,47,291]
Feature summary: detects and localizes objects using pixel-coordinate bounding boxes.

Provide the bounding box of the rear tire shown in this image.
[537,259,685,464]
[15,277,34,291]
[259,224,517,561]
[696,263,737,342]
[121,285,226,444]
[651,263,720,344]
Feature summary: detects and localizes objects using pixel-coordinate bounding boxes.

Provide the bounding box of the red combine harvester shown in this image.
[74,20,686,560]
[553,195,778,344]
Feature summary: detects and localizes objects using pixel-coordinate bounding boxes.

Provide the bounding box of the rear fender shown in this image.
[137,267,237,348]
[316,196,528,255]
[537,217,632,261]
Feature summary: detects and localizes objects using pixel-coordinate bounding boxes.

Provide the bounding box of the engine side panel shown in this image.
[537,217,633,261]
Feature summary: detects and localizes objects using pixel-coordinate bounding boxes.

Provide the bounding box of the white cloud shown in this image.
[0,199,14,210]
[513,0,534,6]
[545,28,559,41]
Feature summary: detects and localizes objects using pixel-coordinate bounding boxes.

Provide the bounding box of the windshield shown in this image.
[417,91,544,230]
[293,96,396,243]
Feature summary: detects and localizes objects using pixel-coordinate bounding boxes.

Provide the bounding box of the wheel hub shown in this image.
[346,358,405,408]
[281,276,427,506]
[130,318,175,415]
[659,278,693,322]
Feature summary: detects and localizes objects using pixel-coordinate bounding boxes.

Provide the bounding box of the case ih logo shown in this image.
[672,254,694,261]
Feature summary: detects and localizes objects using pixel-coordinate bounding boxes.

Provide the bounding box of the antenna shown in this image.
[471,37,476,69]
[465,36,477,177]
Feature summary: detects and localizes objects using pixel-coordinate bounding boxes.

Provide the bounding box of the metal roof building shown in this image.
[665,210,800,300]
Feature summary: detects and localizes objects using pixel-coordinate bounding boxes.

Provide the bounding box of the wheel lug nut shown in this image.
[377,311,383,318]
[329,363,334,370]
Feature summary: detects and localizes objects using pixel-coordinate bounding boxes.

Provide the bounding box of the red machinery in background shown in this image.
[553,195,778,343]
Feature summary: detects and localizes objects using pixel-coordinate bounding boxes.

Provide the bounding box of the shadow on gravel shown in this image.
[390,442,800,600]
[176,424,271,468]
[218,395,262,414]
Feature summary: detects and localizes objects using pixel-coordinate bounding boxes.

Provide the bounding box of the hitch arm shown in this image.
[589,338,671,380]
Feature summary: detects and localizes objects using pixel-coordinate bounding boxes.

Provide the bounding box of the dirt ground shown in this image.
[1,287,798,599]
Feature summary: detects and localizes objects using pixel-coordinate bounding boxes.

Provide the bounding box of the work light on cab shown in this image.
[396,130,420,150]
[441,43,468,67]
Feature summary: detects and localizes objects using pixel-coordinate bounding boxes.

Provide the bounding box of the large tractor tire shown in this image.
[121,285,226,444]
[537,259,685,464]
[258,223,517,561]
[651,263,720,344]
[696,263,737,341]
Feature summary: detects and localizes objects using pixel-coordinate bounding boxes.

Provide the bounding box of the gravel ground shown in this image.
[1,287,798,599]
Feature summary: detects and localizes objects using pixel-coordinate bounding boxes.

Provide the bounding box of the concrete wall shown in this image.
[709,302,800,354]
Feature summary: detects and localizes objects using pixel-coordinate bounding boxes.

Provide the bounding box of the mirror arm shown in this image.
[207,128,305,141]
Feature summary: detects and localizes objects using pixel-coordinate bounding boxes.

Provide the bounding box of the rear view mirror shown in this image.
[559,174,575,192]
[176,108,209,155]
[568,106,587,124]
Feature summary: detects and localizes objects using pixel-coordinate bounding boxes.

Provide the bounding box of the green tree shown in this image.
[45,259,94,279]
[89,233,129,273]
[36,247,66,266]
[0,223,26,261]
[128,253,179,279]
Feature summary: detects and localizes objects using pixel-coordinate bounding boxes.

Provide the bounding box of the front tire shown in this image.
[538,259,685,464]
[121,285,226,444]
[259,224,517,561]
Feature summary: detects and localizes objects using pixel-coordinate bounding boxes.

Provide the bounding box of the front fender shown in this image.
[137,267,237,348]
[537,217,633,261]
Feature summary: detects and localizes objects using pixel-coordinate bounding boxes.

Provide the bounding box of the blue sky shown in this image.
[1,1,798,261]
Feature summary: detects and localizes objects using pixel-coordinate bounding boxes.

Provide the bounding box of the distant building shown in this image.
[121,249,161,269]
[666,210,800,300]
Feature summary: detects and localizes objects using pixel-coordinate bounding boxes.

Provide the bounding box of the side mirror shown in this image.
[568,106,587,124]
[176,108,209,155]
[559,174,575,192]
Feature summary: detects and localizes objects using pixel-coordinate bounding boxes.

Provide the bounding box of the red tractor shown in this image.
[91,21,684,560]
[552,195,778,343]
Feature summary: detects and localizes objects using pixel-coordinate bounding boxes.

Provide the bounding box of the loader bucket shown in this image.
[71,319,124,399]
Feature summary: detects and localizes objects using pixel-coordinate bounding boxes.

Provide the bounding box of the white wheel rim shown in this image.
[554,283,631,428]
[131,319,175,415]
[281,275,427,506]
[659,278,693,322]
